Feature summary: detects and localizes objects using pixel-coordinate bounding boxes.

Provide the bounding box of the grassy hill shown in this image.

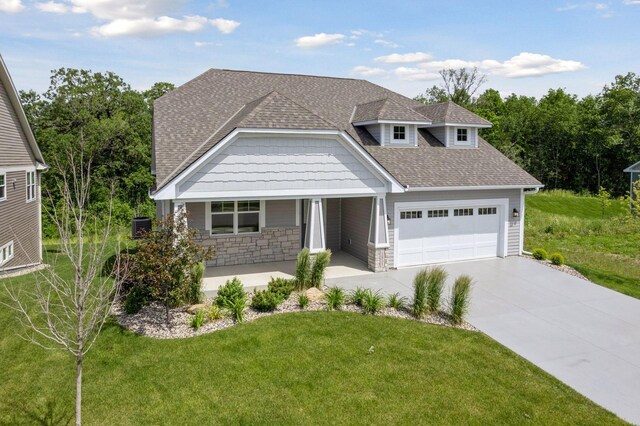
[525,190,640,299]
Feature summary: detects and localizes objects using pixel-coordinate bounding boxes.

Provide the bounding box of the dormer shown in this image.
[351,98,431,147]
[414,101,492,148]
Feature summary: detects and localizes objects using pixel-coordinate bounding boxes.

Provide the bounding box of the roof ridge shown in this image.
[207,68,365,82]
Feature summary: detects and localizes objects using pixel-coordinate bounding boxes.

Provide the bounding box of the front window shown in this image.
[210,200,261,235]
[26,171,36,202]
[0,241,14,266]
[393,126,406,141]
[0,173,5,201]
[456,128,468,142]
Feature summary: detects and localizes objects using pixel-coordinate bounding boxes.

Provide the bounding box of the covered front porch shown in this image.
[202,250,372,295]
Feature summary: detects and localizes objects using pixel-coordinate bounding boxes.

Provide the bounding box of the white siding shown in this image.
[179,136,385,195]
[386,189,522,268]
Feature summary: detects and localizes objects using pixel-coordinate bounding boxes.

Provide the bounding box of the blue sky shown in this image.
[0,0,639,99]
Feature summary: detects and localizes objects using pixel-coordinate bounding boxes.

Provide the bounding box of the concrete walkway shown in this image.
[326,257,640,424]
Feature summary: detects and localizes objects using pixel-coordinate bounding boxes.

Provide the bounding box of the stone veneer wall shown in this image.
[367,245,388,272]
[202,226,300,267]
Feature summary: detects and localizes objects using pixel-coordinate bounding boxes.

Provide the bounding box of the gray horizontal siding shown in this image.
[386,189,522,268]
[0,79,34,167]
[179,135,385,194]
[0,170,41,270]
[429,127,447,146]
[340,197,371,262]
[266,200,296,227]
[325,198,340,251]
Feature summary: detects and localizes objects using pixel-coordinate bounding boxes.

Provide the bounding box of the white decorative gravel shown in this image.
[0,264,49,280]
[111,290,476,339]
[526,256,589,281]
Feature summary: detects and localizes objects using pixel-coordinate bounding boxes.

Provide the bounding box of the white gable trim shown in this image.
[153,128,404,200]
[424,122,492,129]
[352,119,432,126]
[624,160,640,172]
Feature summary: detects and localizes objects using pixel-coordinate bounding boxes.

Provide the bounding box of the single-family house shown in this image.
[151,69,542,272]
[0,54,47,273]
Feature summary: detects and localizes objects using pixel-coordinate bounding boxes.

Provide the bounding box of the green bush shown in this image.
[361,289,385,315]
[251,289,282,312]
[310,250,332,288]
[215,277,246,309]
[412,269,429,318]
[298,293,310,309]
[190,309,206,331]
[295,248,311,290]
[207,305,225,321]
[123,284,152,314]
[189,262,205,305]
[228,297,247,323]
[426,267,448,313]
[267,277,295,300]
[550,252,565,266]
[386,292,406,309]
[325,286,345,310]
[532,248,548,260]
[449,275,473,325]
[350,287,368,307]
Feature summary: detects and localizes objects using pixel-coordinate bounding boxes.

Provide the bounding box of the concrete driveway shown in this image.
[326,256,640,424]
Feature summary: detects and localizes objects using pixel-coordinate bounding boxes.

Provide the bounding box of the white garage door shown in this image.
[397,203,503,267]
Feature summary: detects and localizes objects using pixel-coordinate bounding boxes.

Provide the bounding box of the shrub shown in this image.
[361,289,385,315]
[190,309,206,331]
[412,269,429,318]
[207,305,225,321]
[532,248,548,260]
[387,292,406,309]
[325,286,345,310]
[189,262,205,305]
[251,289,282,312]
[350,287,368,307]
[267,277,295,300]
[123,284,152,314]
[550,252,565,266]
[228,296,247,323]
[295,248,311,290]
[310,250,332,288]
[449,275,473,325]
[215,277,246,309]
[426,267,448,313]
[298,293,310,309]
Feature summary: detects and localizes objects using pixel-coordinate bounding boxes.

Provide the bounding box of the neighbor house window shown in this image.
[210,200,261,235]
[393,126,406,141]
[26,171,36,202]
[0,173,5,201]
[457,128,468,142]
[0,241,13,266]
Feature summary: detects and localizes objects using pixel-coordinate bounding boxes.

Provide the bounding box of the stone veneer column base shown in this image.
[367,244,388,272]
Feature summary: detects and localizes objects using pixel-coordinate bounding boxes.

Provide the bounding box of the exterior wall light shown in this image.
[387,215,391,225]
[512,208,520,218]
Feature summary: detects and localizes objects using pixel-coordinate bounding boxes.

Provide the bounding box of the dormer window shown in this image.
[457,128,468,142]
[393,126,406,141]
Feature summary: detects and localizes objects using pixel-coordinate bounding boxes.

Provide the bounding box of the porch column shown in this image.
[367,196,389,272]
[304,198,326,253]
[173,201,187,231]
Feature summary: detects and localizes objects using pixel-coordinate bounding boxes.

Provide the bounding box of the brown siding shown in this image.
[340,197,371,262]
[0,170,41,271]
[0,79,34,166]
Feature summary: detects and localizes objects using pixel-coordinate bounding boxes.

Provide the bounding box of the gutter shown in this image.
[404,184,544,192]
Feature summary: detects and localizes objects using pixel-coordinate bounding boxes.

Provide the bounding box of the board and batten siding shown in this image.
[0,79,34,166]
[340,197,372,262]
[0,170,41,271]
[386,189,522,269]
[178,135,385,195]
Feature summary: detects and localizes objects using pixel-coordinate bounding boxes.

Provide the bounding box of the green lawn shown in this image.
[0,252,625,425]
[525,190,640,299]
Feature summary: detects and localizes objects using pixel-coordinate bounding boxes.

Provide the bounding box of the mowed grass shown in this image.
[0,250,625,425]
[525,190,640,299]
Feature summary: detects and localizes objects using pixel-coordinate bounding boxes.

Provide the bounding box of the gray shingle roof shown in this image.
[352,98,430,123]
[415,101,491,126]
[154,69,539,190]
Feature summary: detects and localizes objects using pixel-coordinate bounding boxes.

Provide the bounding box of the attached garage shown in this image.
[394,199,509,267]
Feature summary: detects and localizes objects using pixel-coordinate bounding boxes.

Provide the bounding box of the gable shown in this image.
[176,134,388,198]
[0,78,34,167]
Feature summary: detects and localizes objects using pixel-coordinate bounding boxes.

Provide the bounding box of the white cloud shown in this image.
[295,33,345,48]
[194,41,222,47]
[92,15,219,37]
[35,1,79,13]
[350,29,383,39]
[209,17,240,34]
[351,66,388,77]
[393,67,440,81]
[374,52,433,64]
[624,0,640,4]
[374,39,399,48]
[69,0,181,20]
[481,52,585,77]
[557,2,614,16]
[0,0,24,13]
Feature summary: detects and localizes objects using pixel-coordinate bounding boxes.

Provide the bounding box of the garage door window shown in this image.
[478,207,497,215]
[401,210,422,219]
[427,209,448,218]
[454,208,474,216]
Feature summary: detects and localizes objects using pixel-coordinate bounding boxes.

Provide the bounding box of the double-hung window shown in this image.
[210,200,261,235]
[0,173,5,201]
[26,171,36,202]
[0,241,13,266]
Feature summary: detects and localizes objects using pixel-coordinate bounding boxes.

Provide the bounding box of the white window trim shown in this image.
[0,172,6,202]
[205,200,265,237]
[26,170,36,203]
[0,241,14,266]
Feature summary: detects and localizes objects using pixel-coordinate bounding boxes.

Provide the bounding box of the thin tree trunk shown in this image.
[76,354,83,426]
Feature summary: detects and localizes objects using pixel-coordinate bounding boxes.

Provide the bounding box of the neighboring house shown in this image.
[151,70,542,272]
[625,161,640,200]
[0,54,47,273]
